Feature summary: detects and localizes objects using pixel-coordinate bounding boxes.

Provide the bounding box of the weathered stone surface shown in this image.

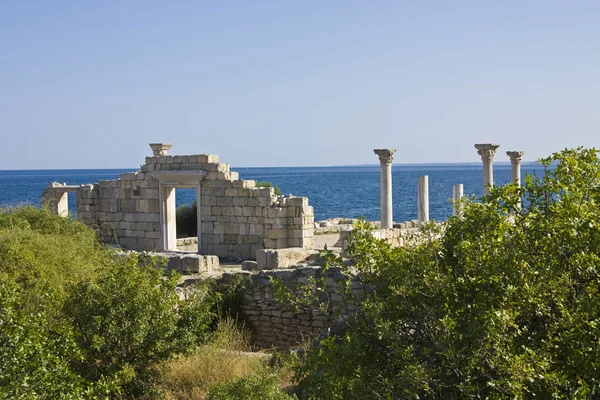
[241,260,258,271]
[256,247,318,270]
[41,143,315,260]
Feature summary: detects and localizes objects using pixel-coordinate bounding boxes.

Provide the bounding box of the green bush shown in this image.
[291,148,600,398]
[207,372,296,400]
[0,279,99,399]
[63,256,216,396]
[0,206,110,312]
[0,207,217,397]
[255,180,282,196]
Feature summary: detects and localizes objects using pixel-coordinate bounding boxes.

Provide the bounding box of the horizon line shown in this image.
[0,160,542,172]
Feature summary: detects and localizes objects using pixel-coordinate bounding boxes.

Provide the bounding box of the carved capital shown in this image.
[149,143,173,156]
[374,149,396,164]
[474,143,500,164]
[477,149,497,163]
[506,151,524,163]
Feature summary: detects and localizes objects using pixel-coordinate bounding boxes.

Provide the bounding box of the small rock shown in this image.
[241,260,258,271]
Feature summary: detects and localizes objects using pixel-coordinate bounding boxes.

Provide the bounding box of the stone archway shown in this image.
[149,171,206,252]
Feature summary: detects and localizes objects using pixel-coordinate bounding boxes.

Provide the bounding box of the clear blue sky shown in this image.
[1,1,599,169]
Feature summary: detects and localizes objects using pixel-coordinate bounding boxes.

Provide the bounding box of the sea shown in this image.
[0,163,544,223]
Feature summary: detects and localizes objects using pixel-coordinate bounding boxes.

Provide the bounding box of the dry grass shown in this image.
[157,318,268,400]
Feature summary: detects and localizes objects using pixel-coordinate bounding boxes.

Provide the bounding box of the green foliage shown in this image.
[207,372,296,400]
[63,255,216,396]
[0,206,110,312]
[176,200,198,238]
[255,180,282,196]
[0,207,217,398]
[0,279,92,399]
[291,147,600,398]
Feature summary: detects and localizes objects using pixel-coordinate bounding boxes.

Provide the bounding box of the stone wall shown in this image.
[41,145,315,260]
[224,266,355,349]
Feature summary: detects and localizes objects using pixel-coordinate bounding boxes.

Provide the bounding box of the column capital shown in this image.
[149,143,172,156]
[506,151,524,163]
[475,143,500,163]
[374,149,396,164]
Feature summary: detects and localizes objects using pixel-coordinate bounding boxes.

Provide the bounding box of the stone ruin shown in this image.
[41,143,314,260]
[40,142,528,349]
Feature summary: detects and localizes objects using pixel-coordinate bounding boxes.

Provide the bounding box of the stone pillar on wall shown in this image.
[506,151,524,187]
[475,143,500,196]
[149,143,172,156]
[373,149,396,229]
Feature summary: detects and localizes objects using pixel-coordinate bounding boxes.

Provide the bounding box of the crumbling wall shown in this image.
[43,147,315,259]
[225,267,356,349]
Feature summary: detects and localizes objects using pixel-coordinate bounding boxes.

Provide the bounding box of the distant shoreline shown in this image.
[0,161,542,173]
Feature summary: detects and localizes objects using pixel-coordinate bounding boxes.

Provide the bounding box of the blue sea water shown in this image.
[0,163,544,222]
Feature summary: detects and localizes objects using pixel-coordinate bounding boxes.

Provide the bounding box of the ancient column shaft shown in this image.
[506,151,524,187]
[475,144,500,196]
[452,183,464,216]
[418,175,429,228]
[374,149,396,229]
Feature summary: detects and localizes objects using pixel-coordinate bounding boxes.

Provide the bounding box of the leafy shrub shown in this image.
[207,372,296,400]
[63,255,216,396]
[0,207,216,398]
[255,180,282,196]
[0,279,92,399]
[0,206,109,311]
[291,148,600,398]
[176,201,197,238]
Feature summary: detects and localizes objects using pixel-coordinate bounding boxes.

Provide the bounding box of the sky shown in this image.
[1,1,599,169]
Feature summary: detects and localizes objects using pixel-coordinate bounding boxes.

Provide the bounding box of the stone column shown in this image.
[506,151,524,187]
[158,183,177,251]
[373,149,396,229]
[452,183,464,216]
[418,175,429,228]
[474,144,500,196]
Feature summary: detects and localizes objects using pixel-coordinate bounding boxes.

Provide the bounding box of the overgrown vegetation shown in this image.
[0,206,217,398]
[158,317,268,399]
[286,147,600,399]
[255,180,282,196]
[6,147,600,398]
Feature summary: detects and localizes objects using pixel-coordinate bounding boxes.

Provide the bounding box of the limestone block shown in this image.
[288,197,308,207]
[224,235,237,244]
[207,154,218,163]
[230,172,239,181]
[168,255,182,272]
[217,163,229,173]
[207,172,218,180]
[264,238,277,249]
[213,221,225,235]
[217,196,233,207]
[242,235,261,245]
[233,197,247,207]
[256,247,316,270]
[224,223,238,235]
